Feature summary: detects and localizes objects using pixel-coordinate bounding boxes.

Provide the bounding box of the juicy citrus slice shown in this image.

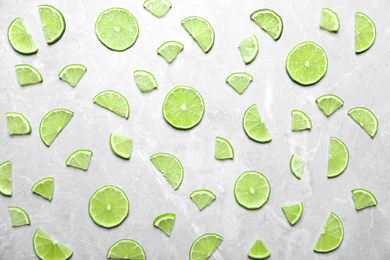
[153,213,176,236]
[290,154,305,180]
[7,112,31,135]
[250,9,283,40]
[93,90,130,119]
[348,107,378,138]
[0,161,12,197]
[248,238,271,259]
[315,94,344,116]
[281,202,303,225]
[243,104,272,143]
[8,18,38,54]
[190,189,216,210]
[328,137,349,178]
[110,133,133,159]
[31,177,54,201]
[189,233,223,260]
[39,108,73,146]
[214,137,234,160]
[58,64,87,87]
[182,16,215,53]
[33,229,73,260]
[320,8,340,32]
[107,239,146,259]
[355,12,376,53]
[38,5,66,44]
[66,150,93,171]
[15,64,43,86]
[226,72,253,94]
[238,35,259,64]
[314,212,344,253]
[157,41,184,63]
[8,206,30,227]
[351,188,378,210]
[143,0,172,18]
[150,153,184,190]
[291,110,312,131]
[134,70,158,92]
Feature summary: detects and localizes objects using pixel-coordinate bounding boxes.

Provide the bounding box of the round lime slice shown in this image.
[351,188,378,210]
[33,229,73,260]
[107,239,146,259]
[143,0,172,18]
[157,41,184,63]
[291,110,312,131]
[215,137,234,160]
[38,5,66,44]
[134,70,158,92]
[239,35,259,64]
[243,104,272,143]
[189,233,223,260]
[0,161,12,197]
[281,202,303,225]
[190,189,216,210]
[6,112,31,135]
[58,64,87,87]
[315,94,344,117]
[31,177,54,201]
[348,107,378,138]
[39,108,73,146]
[248,238,271,259]
[290,154,305,180]
[150,153,183,190]
[182,16,215,53]
[66,150,93,171]
[328,137,349,178]
[8,206,30,227]
[250,9,283,40]
[153,213,176,236]
[15,64,43,86]
[320,8,340,32]
[8,18,38,54]
[226,72,253,94]
[110,133,133,159]
[314,212,344,253]
[355,12,376,53]
[93,90,130,119]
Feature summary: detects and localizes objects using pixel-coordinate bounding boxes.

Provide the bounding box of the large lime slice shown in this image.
[190,189,216,210]
[320,8,340,32]
[15,64,43,86]
[38,5,66,44]
[290,154,305,180]
[248,238,271,259]
[250,9,283,40]
[93,90,130,119]
[66,150,93,171]
[214,137,234,160]
[143,0,172,18]
[328,137,349,178]
[243,104,272,143]
[8,18,38,54]
[39,108,73,146]
[234,171,270,209]
[189,233,223,260]
[351,188,378,210]
[58,64,87,87]
[355,12,376,53]
[7,112,31,135]
[226,72,253,94]
[110,133,133,159]
[281,202,303,225]
[157,41,184,63]
[291,110,312,131]
[348,107,378,138]
[150,153,183,190]
[33,229,73,260]
[153,213,175,236]
[314,212,344,253]
[0,161,12,197]
[134,70,158,92]
[31,177,54,201]
[8,206,30,227]
[238,35,259,64]
[182,16,215,53]
[107,239,146,259]
[315,94,344,117]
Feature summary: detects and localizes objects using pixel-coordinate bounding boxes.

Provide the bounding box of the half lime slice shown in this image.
[157,41,184,63]
[291,110,312,131]
[134,70,158,92]
[250,9,283,40]
[31,177,54,201]
[189,233,223,260]
[150,153,184,190]
[226,72,253,94]
[320,8,340,32]
[328,137,349,178]
[314,212,344,253]
[8,206,30,227]
[7,112,31,135]
[107,239,146,259]
[290,154,305,180]
[351,188,378,210]
[93,90,130,119]
[239,35,259,64]
[315,94,344,116]
[58,64,87,87]
[281,202,303,225]
[39,108,73,146]
[153,213,175,236]
[66,150,93,171]
[8,18,38,54]
[190,189,216,210]
[15,64,43,86]
[0,161,12,197]
[110,133,133,159]
[182,16,215,53]
[38,5,66,44]
[248,238,271,259]
[348,107,378,138]
[215,137,234,160]
[243,104,272,143]
[33,229,73,260]
[143,0,172,18]
[355,12,376,53]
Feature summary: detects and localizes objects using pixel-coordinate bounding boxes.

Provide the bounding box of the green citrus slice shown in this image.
[348,107,378,138]
[110,133,133,159]
[314,212,344,253]
[15,64,43,86]
[39,108,73,146]
[157,41,184,63]
[31,177,54,201]
[226,72,253,94]
[66,150,93,171]
[250,9,283,40]
[315,94,344,116]
[153,213,176,236]
[290,154,305,180]
[189,233,223,260]
[0,161,12,197]
[248,238,271,259]
[93,90,130,119]
[291,110,312,131]
[7,18,38,54]
[352,188,378,210]
[143,0,172,18]
[7,112,31,135]
[8,206,30,227]
[243,104,272,143]
[281,202,303,225]
[150,153,183,190]
[38,5,66,44]
[182,16,215,53]
[134,70,158,92]
[107,239,146,259]
[320,8,340,32]
[328,137,349,178]
[58,64,87,87]
[190,189,216,210]
[238,35,259,64]
[214,137,234,160]
[355,12,376,53]
[33,229,73,260]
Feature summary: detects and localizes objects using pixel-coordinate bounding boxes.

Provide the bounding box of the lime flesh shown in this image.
[38,5,66,44]
[238,35,259,64]
[150,153,184,190]
[348,107,378,138]
[0,161,12,197]
[352,188,378,210]
[31,177,54,201]
[182,16,215,53]
[153,213,175,236]
[291,110,312,131]
[290,154,305,179]
[250,9,283,40]
[58,64,87,87]
[190,189,216,210]
[7,112,31,135]
[320,8,340,32]
[143,0,172,18]
[39,108,73,146]
[355,12,376,53]
[66,150,93,171]
[243,104,272,143]
[134,70,158,92]
[226,72,253,94]
[189,233,223,260]
[107,239,146,259]
[93,90,130,119]
[248,238,271,259]
[281,203,303,225]
[15,64,43,86]
[234,171,270,209]
[315,94,344,116]
[110,133,133,159]
[214,137,234,160]
[314,212,344,253]
[328,137,349,178]
[8,18,38,54]
[8,206,30,227]
[33,229,73,260]
[157,41,184,63]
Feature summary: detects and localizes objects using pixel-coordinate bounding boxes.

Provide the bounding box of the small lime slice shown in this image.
[150,153,184,190]
[248,238,271,259]
[239,35,259,64]
[290,154,305,180]
[95,8,139,51]
[314,212,344,253]
[286,41,328,86]
[250,9,283,40]
[89,185,129,228]
[328,137,349,178]
[234,171,271,209]
[215,137,234,160]
[110,133,133,159]
[134,70,158,92]
[107,239,146,259]
[243,104,272,143]
[31,177,54,201]
[0,161,12,197]
[39,108,73,146]
[7,112,31,135]
[58,64,87,87]
[93,90,130,119]
[291,110,312,131]
[355,12,376,53]
[320,8,340,32]
[226,72,253,94]
[15,64,43,86]
[38,5,66,44]
[281,202,303,225]
[182,16,215,53]
[189,233,223,260]
[190,189,216,210]
[157,41,184,63]
[7,18,38,54]
[66,150,93,171]
[348,107,378,138]
[33,229,73,260]
[153,213,175,236]
[352,188,378,210]
[315,94,344,116]
[143,0,172,18]
[8,206,30,227]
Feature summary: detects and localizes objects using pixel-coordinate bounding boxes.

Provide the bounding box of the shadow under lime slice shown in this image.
[0,161,12,197]
[226,72,253,94]
[110,133,133,159]
[8,206,30,227]
[143,0,172,18]
[328,137,349,178]
[281,202,303,225]
[150,153,183,190]
[58,64,87,87]
[248,238,271,259]
[66,150,92,171]
[315,94,344,117]
[153,213,175,236]
[320,8,340,32]
[190,189,216,210]
[238,35,259,64]
[33,229,73,260]
[355,12,376,53]
[7,112,31,135]
[93,90,130,119]
[243,104,272,143]
[314,212,344,253]
[8,18,38,54]
[215,137,234,160]
[157,41,184,63]
[190,233,223,260]
[234,171,270,209]
[134,70,158,92]
[107,239,146,259]
[38,5,66,44]
[348,107,378,138]
[15,64,43,86]
[39,108,73,146]
[31,177,54,201]
[291,110,312,131]
[182,16,215,53]
[352,188,378,210]
[290,154,305,179]
[250,9,283,40]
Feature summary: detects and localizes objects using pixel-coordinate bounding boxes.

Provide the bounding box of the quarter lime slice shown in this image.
[328,137,349,178]
[33,229,73,260]
[286,41,328,85]
[182,16,215,53]
[190,189,216,210]
[143,0,172,18]
[8,206,30,227]
[315,94,344,116]
[189,233,223,260]
[320,8,340,32]
[215,137,234,160]
[243,104,272,143]
[31,177,54,201]
[250,9,283,40]
[153,213,175,236]
[291,110,312,131]
[248,238,271,259]
[15,64,43,86]
[58,64,87,87]
[239,35,259,64]
[95,8,139,51]
[134,70,158,92]
[93,90,130,119]
[351,188,378,210]
[314,212,344,253]
[234,171,271,209]
[157,41,184,63]
[7,18,38,54]
[281,202,303,225]
[150,153,184,190]
[355,12,376,53]
[89,185,129,228]
[110,133,133,159]
[107,239,146,259]
[348,107,378,138]
[39,108,73,146]
[38,5,66,44]
[66,150,93,171]
[0,161,12,197]
[226,72,253,94]
[7,112,31,135]
[290,154,305,180]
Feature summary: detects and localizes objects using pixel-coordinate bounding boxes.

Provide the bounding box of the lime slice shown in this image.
[157,41,184,63]
[95,8,139,51]
[238,35,259,64]
[190,189,216,210]
[290,154,305,180]
[291,110,312,131]
[182,16,215,53]
[281,202,303,225]
[320,8,340,32]
[38,5,66,44]
[89,185,129,228]
[250,9,283,40]
[66,150,93,171]
[15,64,43,86]
[355,12,376,53]
[150,153,184,190]
[352,188,378,210]
[7,18,38,54]
[226,72,253,94]
[314,212,344,253]
[33,229,73,260]
[134,70,158,92]
[143,0,172,18]
[315,94,344,116]
[107,239,146,259]
[153,213,176,236]
[189,233,223,260]
[215,137,234,160]
[286,41,328,86]
[234,171,271,209]
[243,104,272,143]
[348,107,378,138]
[58,64,87,87]
[162,86,205,129]
[7,112,31,135]
[93,90,130,119]
[31,177,54,201]
[8,206,30,227]
[39,108,73,146]
[110,133,133,159]
[0,161,12,197]
[248,238,271,259]
[328,137,349,178]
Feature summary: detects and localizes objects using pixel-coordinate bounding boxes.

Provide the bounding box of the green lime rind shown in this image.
[243,104,272,143]
[110,133,133,159]
[215,136,234,160]
[320,8,340,32]
[291,110,312,131]
[8,18,38,55]
[315,94,344,117]
[248,238,271,259]
[153,213,176,236]
[182,16,215,53]
[157,41,184,63]
[143,0,172,18]
[31,177,54,201]
[58,64,87,87]
[66,149,93,171]
[314,212,344,253]
[190,189,216,210]
[134,70,158,92]
[107,239,146,259]
[351,188,378,210]
[355,12,376,54]
[33,229,73,260]
[290,154,305,180]
[281,202,303,226]
[0,161,12,197]
[226,72,253,94]
[8,206,30,227]
[38,5,66,44]
[93,90,130,119]
[150,153,184,190]
[238,35,259,64]
[15,64,43,86]
[250,9,283,40]
[39,108,74,147]
[328,137,349,178]
[189,233,223,260]
[7,112,31,135]
[348,107,378,138]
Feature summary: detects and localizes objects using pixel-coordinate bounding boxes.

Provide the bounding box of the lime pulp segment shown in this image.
[250,9,283,40]
[182,16,215,53]
[238,35,259,64]
[143,0,172,18]
[33,229,73,260]
[134,70,158,92]
[290,154,305,179]
[355,12,376,53]
[190,189,216,210]
[107,239,146,259]
[93,90,130,119]
[31,177,54,201]
[352,188,378,210]
[58,64,87,87]
[281,203,303,225]
[39,108,73,146]
[0,161,12,197]
[8,206,30,227]
[243,104,272,143]
[348,107,378,138]
[320,8,340,32]
[150,153,184,190]
[314,212,344,253]
[110,133,133,159]
[315,94,344,116]
[226,72,253,94]
[291,110,312,131]
[328,137,349,178]
[215,137,234,160]
[189,233,223,260]
[15,64,43,86]
[7,112,31,135]
[157,41,184,63]
[7,18,38,54]
[38,5,66,44]
[66,150,93,171]
[248,238,271,259]
[153,213,176,236]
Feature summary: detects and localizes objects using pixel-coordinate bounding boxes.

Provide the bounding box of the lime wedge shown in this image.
[153,213,176,236]
[8,18,38,54]
[66,150,93,171]
[248,238,271,259]
[286,41,328,86]
[33,229,73,260]
[107,239,146,259]
[162,86,205,129]
[190,189,216,210]
[38,5,66,44]
[182,16,215,53]
[290,154,305,180]
[143,0,172,18]
[352,188,378,210]
[31,177,54,201]
[328,137,349,178]
[15,64,43,86]
[243,104,272,143]
[157,41,184,63]
[93,90,130,119]
[291,110,312,131]
[150,153,183,190]
[89,185,129,228]
[355,12,376,53]
[110,133,133,159]
[39,108,73,146]
[315,94,344,116]
[0,161,12,197]
[320,8,340,32]
[250,9,283,40]
[8,206,30,227]
[134,70,158,92]
[95,8,139,51]
[215,137,234,160]
[58,64,87,87]
[239,35,259,64]
[348,107,378,138]
[226,72,253,94]
[281,202,303,225]
[234,171,270,209]
[314,212,344,253]
[190,233,223,260]
[7,112,31,135]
